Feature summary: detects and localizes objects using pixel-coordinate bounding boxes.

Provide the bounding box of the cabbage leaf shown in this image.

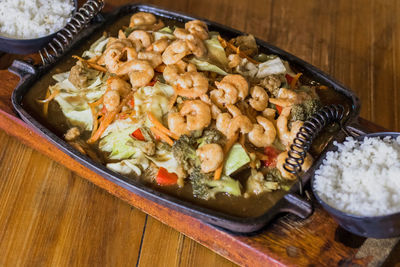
[188,58,228,76]
[134,81,174,124]
[49,71,107,130]
[204,32,228,68]
[82,35,109,59]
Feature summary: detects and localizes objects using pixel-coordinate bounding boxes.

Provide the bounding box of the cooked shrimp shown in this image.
[211,104,222,120]
[211,82,238,106]
[138,51,162,68]
[102,40,136,73]
[168,112,189,136]
[289,120,304,142]
[108,77,131,96]
[276,107,303,146]
[173,28,207,58]
[162,40,190,65]
[168,100,211,136]
[226,115,253,139]
[123,47,138,61]
[216,113,232,136]
[221,74,249,100]
[196,143,224,173]
[228,54,242,68]
[262,108,276,121]
[173,27,191,39]
[115,59,154,88]
[249,85,269,111]
[176,71,209,98]
[147,38,170,53]
[103,47,122,73]
[129,12,157,27]
[248,116,276,147]
[226,104,242,117]
[199,94,212,105]
[185,20,209,40]
[103,77,132,112]
[103,90,120,112]
[276,151,313,180]
[163,64,180,85]
[269,88,299,107]
[185,34,207,58]
[128,30,153,49]
[180,100,211,131]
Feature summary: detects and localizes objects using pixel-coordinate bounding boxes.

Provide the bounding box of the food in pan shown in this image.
[314,136,400,216]
[0,0,75,39]
[39,11,324,201]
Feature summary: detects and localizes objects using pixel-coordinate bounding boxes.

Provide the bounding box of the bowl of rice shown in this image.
[312,132,400,238]
[0,0,77,54]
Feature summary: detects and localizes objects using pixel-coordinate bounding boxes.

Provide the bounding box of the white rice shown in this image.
[314,136,400,216]
[0,0,74,39]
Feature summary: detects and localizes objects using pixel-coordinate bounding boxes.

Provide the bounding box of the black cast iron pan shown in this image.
[10,3,361,233]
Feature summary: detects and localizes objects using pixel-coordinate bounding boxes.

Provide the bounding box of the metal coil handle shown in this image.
[39,0,105,66]
[283,104,347,195]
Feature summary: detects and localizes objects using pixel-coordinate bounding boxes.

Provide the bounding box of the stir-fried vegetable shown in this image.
[41,11,324,201]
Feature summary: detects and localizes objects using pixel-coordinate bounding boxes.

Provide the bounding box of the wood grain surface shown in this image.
[0,0,400,266]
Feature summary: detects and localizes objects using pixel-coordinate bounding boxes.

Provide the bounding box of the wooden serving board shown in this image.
[1,0,400,265]
[0,58,397,267]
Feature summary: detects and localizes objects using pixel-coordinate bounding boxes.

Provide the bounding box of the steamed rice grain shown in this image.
[314,136,400,216]
[0,0,74,39]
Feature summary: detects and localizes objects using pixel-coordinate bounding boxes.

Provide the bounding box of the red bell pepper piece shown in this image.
[263,146,281,167]
[131,128,145,141]
[128,97,135,108]
[156,167,178,186]
[285,74,293,85]
[275,104,283,115]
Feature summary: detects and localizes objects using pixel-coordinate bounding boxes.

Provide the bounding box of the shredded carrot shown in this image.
[218,35,259,65]
[87,55,100,63]
[87,91,134,144]
[89,105,99,136]
[155,64,166,73]
[42,88,50,116]
[88,95,104,108]
[88,96,104,137]
[147,112,179,140]
[214,133,239,180]
[37,89,59,104]
[255,151,269,161]
[290,73,302,89]
[319,85,328,90]
[150,127,174,146]
[72,55,107,73]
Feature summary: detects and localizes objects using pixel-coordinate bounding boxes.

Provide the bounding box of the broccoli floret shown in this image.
[190,168,242,200]
[245,168,280,196]
[290,98,322,122]
[197,128,226,147]
[172,135,200,172]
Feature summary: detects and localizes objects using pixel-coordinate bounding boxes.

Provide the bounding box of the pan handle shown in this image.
[39,0,105,66]
[8,59,37,82]
[280,193,313,219]
[284,104,348,195]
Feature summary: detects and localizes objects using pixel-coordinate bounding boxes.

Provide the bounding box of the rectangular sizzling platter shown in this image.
[10,4,360,233]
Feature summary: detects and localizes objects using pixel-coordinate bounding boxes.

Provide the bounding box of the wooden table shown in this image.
[1,0,400,266]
